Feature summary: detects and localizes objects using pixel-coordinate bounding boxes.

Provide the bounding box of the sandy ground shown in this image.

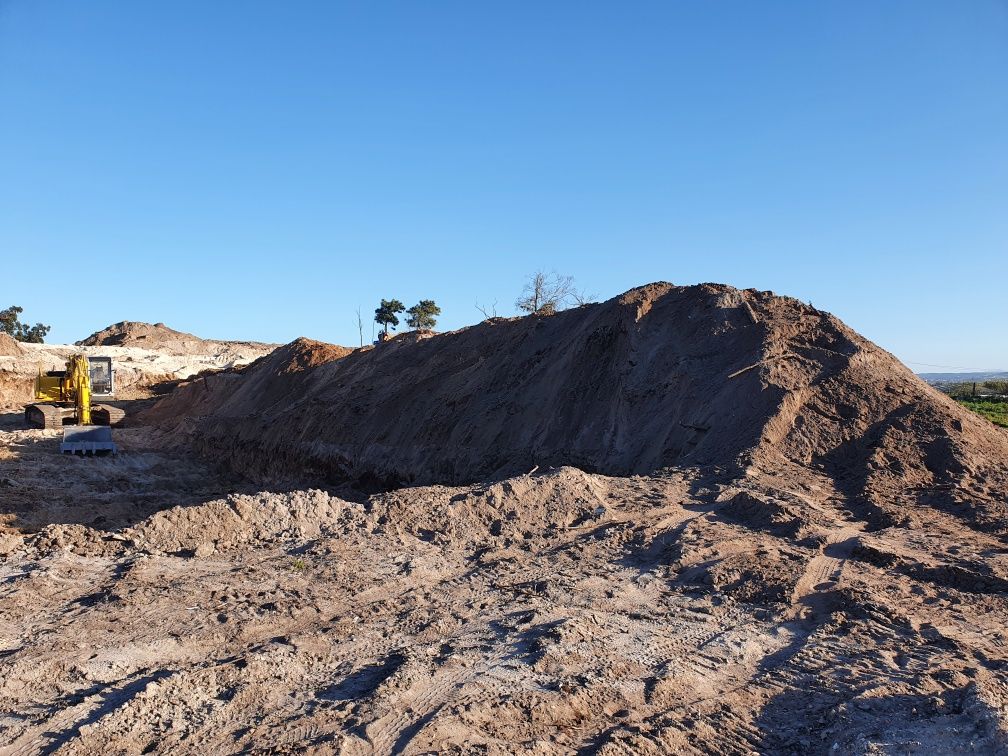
[1,420,1007,754]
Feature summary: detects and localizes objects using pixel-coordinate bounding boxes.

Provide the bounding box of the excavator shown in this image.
[25,354,124,454]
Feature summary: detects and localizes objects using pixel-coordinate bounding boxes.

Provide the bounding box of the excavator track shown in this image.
[91,404,126,427]
[25,403,65,430]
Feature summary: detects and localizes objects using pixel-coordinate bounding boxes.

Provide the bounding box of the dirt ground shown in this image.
[1,423,1006,754]
[1,290,1007,755]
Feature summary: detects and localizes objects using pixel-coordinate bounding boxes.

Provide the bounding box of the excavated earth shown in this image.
[0,283,1007,755]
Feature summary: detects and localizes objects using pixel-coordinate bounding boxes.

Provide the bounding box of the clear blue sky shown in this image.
[1,2,1005,370]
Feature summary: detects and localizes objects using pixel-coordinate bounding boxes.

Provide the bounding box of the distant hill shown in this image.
[918,371,1008,384]
[77,321,206,353]
[77,321,276,357]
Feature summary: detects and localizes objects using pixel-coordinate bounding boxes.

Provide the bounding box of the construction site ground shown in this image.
[2,292,1008,755]
[1,417,1006,754]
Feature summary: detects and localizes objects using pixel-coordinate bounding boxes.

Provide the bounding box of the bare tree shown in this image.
[355,307,364,347]
[570,288,597,307]
[515,270,576,315]
[475,298,498,319]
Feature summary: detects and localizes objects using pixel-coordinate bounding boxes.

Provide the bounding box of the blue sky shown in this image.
[1,2,1005,370]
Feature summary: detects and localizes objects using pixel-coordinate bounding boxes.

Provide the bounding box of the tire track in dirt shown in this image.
[788,526,861,621]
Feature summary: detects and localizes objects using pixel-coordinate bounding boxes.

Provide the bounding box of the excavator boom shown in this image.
[69,354,92,425]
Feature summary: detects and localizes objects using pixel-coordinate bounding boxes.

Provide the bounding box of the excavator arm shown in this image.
[68,354,92,425]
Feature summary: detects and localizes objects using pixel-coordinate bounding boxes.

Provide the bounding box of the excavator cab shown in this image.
[87,356,114,397]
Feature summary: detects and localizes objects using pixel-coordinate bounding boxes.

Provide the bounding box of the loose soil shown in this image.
[0,335,21,358]
[0,284,1006,755]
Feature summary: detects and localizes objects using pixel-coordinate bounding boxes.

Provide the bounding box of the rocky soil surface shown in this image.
[1,433,1006,754]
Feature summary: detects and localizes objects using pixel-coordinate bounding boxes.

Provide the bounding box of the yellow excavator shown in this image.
[25,354,124,454]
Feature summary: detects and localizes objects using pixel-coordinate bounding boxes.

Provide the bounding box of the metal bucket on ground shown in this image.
[60,425,117,455]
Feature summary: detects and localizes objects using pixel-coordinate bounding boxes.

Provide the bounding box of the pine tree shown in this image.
[406,300,441,331]
[0,305,50,343]
[374,299,405,336]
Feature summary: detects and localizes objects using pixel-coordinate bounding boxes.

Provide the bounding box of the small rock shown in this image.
[194,543,215,558]
[0,533,24,556]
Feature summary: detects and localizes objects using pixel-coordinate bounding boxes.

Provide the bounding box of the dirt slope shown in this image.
[0,333,21,357]
[140,338,354,426]
[146,283,1008,523]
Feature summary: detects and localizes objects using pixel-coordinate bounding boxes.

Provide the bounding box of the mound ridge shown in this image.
[77,320,276,356]
[77,321,206,352]
[141,337,354,426]
[146,283,1008,520]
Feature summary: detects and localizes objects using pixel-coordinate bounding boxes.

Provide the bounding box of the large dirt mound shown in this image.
[77,321,275,356]
[146,283,1008,518]
[77,321,205,352]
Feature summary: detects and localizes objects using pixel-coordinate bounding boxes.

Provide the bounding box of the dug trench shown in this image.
[0,282,1006,754]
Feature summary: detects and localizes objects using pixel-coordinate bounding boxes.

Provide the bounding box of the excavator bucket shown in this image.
[60,425,117,456]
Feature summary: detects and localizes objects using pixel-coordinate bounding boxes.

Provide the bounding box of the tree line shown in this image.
[0,306,50,343]
[940,380,1008,398]
[374,299,441,338]
[5,270,592,347]
[369,270,592,344]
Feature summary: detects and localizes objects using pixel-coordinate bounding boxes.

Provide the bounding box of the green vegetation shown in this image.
[406,299,441,331]
[375,298,442,337]
[0,305,50,343]
[955,398,1008,428]
[943,380,1008,397]
[374,298,405,336]
[934,379,1008,428]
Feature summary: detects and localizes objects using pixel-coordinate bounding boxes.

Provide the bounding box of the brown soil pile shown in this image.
[0,333,22,357]
[77,320,275,356]
[147,283,1008,519]
[140,338,353,427]
[0,335,26,406]
[77,321,206,352]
